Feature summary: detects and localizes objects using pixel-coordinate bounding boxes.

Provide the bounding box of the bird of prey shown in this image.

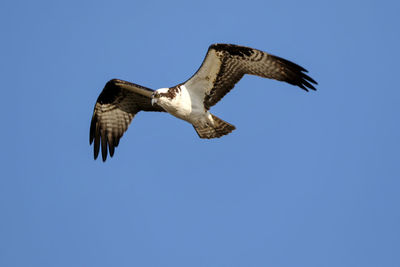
[90,43,317,161]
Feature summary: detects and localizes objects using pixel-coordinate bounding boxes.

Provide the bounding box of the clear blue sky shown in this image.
[1,0,399,266]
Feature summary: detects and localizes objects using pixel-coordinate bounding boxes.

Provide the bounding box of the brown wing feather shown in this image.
[185,44,318,109]
[89,79,163,161]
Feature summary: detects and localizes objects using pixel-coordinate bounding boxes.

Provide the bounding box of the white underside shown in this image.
[154,85,213,127]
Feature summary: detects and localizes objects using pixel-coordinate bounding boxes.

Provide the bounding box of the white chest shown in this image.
[159,85,206,123]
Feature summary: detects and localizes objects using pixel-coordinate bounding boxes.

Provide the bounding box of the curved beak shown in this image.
[151,97,156,106]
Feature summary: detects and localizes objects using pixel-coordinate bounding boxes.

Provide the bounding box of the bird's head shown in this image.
[151,88,169,106]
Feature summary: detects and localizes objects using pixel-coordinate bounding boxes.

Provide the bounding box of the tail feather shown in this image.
[193,114,236,139]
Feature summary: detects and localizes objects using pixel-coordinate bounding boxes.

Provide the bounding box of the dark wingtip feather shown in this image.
[271,54,317,91]
[301,79,316,91]
[89,115,96,145]
[93,121,100,160]
[302,74,317,91]
[114,137,120,147]
[303,73,318,85]
[298,84,308,91]
[92,123,117,161]
[94,138,100,160]
[108,134,115,158]
[101,130,108,162]
[273,55,308,73]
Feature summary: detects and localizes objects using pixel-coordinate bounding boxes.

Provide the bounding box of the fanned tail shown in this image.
[193,114,236,139]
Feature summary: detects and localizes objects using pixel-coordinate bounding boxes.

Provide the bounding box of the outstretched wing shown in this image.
[183,43,317,109]
[89,79,164,161]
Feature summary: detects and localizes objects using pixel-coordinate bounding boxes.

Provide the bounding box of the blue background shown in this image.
[1,0,399,266]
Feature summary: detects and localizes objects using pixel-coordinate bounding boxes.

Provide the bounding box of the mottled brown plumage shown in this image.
[185,44,317,109]
[89,79,164,161]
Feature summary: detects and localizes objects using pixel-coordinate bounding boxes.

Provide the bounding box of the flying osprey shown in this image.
[90,44,317,161]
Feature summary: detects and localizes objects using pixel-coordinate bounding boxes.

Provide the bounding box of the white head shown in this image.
[151,88,169,106]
